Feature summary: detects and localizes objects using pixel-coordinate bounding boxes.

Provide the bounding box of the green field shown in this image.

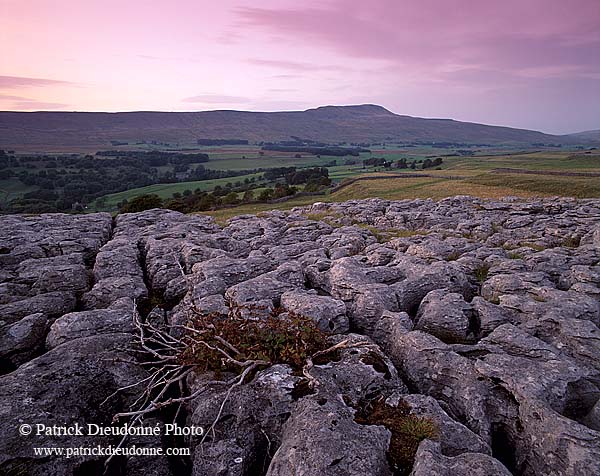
[199,150,600,223]
[5,144,600,216]
[90,149,600,213]
[0,179,38,202]
[91,172,263,211]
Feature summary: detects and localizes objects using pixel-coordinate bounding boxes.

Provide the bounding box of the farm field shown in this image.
[199,150,600,222]
[3,143,600,215]
[90,172,263,211]
[101,149,600,213]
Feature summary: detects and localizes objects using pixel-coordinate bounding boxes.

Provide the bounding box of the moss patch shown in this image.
[354,396,438,475]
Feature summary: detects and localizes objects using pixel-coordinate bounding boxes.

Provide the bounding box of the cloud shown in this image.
[248,58,354,74]
[271,74,299,79]
[0,75,73,88]
[181,94,250,104]
[248,59,316,71]
[236,0,600,80]
[0,93,68,110]
[0,94,26,101]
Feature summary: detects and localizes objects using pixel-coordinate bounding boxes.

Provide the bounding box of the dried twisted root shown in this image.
[101,298,269,473]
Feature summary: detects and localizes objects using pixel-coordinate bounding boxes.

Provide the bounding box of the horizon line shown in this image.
[0,104,586,136]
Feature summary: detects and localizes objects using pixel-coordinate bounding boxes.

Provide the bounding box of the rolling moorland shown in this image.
[1,104,599,217]
[0,104,591,151]
[1,139,599,216]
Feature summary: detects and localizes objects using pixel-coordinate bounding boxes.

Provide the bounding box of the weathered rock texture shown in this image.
[1,197,599,475]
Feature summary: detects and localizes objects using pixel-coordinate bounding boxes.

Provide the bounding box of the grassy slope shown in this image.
[11,146,599,214]
[202,152,600,223]
[0,105,567,149]
[91,172,263,211]
[0,178,38,204]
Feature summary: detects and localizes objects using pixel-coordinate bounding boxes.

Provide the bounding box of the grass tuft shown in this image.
[562,236,581,248]
[474,263,491,283]
[355,397,438,475]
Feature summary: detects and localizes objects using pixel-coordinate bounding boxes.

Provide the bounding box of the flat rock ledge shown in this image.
[1,196,599,475]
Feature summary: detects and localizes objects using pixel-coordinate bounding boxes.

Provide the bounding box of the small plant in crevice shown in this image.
[474,263,491,283]
[179,306,328,372]
[561,235,581,248]
[446,251,461,261]
[101,300,329,470]
[354,396,439,476]
[507,252,523,260]
[530,294,548,303]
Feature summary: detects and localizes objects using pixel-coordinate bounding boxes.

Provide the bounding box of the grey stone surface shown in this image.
[280,289,349,333]
[410,440,511,476]
[1,198,600,475]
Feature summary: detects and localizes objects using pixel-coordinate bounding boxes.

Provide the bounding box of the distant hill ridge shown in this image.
[0,104,590,149]
[566,129,600,142]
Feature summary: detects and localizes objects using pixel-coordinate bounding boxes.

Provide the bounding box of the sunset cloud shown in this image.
[0,93,68,110]
[0,75,74,89]
[182,94,250,104]
[1,0,599,133]
[237,0,600,77]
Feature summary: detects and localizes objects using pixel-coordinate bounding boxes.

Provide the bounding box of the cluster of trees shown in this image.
[197,139,249,146]
[363,157,389,167]
[422,157,444,169]
[262,167,331,192]
[260,138,329,147]
[0,150,263,213]
[263,167,297,181]
[261,145,369,157]
[285,167,330,185]
[118,164,336,215]
[393,157,443,169]
[95,150,209,165]
[360,156,444,170]
[120,181,302,215]
[412,141,490,148]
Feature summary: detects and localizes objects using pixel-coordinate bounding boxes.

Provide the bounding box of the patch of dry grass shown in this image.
[330,177,548,201]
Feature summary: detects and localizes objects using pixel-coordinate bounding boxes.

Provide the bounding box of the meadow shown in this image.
[196,148,600,223]
[3,143,600,216]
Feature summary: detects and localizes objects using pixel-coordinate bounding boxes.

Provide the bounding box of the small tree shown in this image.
[258,188,274,201]
[120,194,163,213]
[242,190,255,202]
[222,191,240,205]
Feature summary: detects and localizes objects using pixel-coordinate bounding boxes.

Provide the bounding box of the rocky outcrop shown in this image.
[0,197,599,475]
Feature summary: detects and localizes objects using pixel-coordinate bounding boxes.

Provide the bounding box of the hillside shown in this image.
[0,104,577,149]
[565,129,600,143]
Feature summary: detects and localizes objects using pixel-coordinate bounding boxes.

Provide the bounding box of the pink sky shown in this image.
[1,0,599,134]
